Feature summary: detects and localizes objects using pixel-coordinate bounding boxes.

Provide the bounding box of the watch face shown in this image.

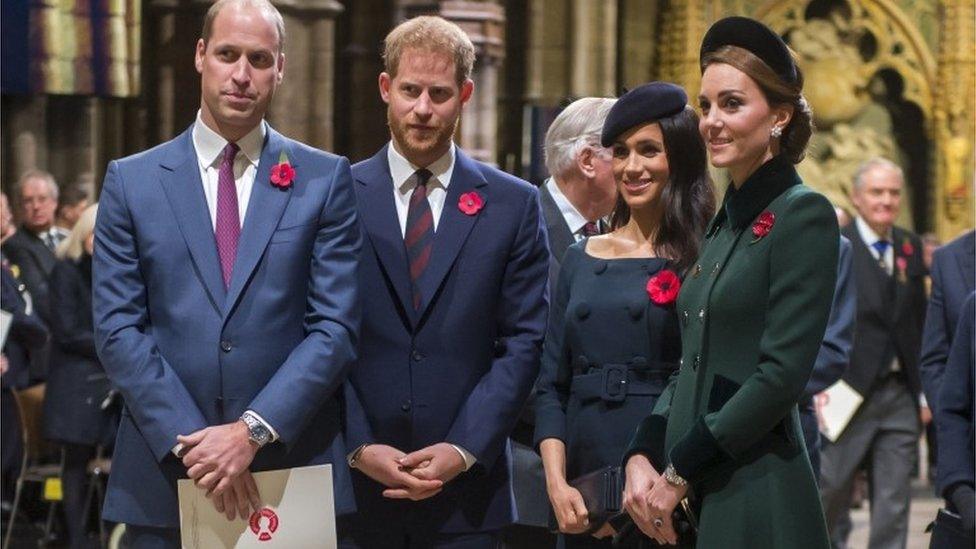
[250,423,271,444]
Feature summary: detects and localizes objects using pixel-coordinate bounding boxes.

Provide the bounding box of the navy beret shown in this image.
[600,82,688,147]
[700,16,798,85]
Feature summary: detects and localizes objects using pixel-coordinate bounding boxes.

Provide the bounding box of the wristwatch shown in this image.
[240,411,272,448]
[663,463,688,487]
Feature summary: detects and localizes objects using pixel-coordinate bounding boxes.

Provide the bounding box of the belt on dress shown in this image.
[572,359,677,402]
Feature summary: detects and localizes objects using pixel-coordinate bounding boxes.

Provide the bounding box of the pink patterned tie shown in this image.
[215,142,240,287]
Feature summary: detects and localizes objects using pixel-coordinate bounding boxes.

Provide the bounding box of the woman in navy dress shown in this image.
[42,204,119,549]
[534,82,715,548]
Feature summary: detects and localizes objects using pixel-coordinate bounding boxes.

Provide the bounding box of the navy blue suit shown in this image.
[93,125,362,528]
[343,145,549,541]
[800,235,856,478]
[935,292,974,499]
[920,230,975,413]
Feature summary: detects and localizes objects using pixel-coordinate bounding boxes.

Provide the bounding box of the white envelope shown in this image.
[817,380,864,443]
[178,464,336,548]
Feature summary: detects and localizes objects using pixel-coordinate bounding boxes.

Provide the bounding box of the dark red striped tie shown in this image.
[404,169,434,310]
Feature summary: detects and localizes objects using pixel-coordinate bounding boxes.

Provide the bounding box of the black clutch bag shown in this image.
[549,466,623,533]
[551,465,698,544]
[926,508,974,549]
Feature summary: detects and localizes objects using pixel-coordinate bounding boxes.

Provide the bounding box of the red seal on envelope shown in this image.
[249,508,280,541]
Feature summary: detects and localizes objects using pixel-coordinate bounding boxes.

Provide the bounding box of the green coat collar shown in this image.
[707,155,801,235]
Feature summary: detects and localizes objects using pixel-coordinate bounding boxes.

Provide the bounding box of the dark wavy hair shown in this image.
[609,106,716,273]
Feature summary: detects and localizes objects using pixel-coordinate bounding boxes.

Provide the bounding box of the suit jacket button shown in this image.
[411,350,424,362]
[401,400,412,412]
[220,340,232,352]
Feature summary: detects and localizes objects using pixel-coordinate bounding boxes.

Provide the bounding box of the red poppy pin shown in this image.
[647,269,681,306]
[751,211,775,243]
[458,191,484,215]
[896,256,908,283]
[270,151,295,189]
[901,240,914,256]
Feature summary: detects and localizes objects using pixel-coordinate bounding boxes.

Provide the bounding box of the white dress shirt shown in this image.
[855,216,894,275]
[191,111,265,230]
[387,141,456,236]
[172,114,278,456]
[381,141,475,471]
[544,177,595,242]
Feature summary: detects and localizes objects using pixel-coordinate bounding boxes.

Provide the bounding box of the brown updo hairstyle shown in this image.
[701,45,814,164]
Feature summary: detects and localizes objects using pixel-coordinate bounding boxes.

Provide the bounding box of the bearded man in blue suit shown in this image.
[93,1,361,545]
[340,15,550,549]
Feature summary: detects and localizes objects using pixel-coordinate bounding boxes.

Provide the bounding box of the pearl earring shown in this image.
[770,126,783,138]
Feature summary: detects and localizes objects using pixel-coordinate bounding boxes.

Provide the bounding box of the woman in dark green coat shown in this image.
[621,17,837,548]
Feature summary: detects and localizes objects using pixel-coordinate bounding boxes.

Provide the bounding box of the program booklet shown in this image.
[178,464,336,548]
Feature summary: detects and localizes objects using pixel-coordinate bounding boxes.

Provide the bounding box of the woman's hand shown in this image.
[547,481,590,534]
[643,472,688,546]
[623,454,661,539]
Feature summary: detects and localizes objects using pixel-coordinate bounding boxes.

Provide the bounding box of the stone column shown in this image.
[933,0,975,240]
[568,0,616,98]
[271,1,344,151]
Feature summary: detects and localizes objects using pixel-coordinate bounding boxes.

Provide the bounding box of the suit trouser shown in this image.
[819,375,920,549]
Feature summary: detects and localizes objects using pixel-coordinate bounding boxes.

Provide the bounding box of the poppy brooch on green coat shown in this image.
[751,211,775,244]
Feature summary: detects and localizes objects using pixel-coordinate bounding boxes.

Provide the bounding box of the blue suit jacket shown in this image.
[93,125,362,527]
[344,145,549,534]
[921,230,975,412]
[804,235,856,399]
[936,291,975,497]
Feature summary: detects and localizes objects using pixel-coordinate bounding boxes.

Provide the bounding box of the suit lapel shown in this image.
[956,232,976,291]
[539,183,575,263]
[224,126,293,317]
[415,149,487,318]
[158,128,226,313]
[843,224,890,323]
[891,228,910,321]
[355,146,414,320]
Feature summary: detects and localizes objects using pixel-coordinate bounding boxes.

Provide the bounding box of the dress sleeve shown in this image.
[533,245,580,447]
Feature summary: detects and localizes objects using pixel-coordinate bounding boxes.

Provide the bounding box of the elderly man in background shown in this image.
[504,96,616,549]
[820,158,928,549]
[2,170,62,381]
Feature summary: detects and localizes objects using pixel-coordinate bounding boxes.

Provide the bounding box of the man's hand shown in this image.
[178,421,258,497]
[208,470,262,521]
[397,442,465,486]
[622,454,661,539]
[920,405,933,426]
[546,480,589,534]
[353,444,443,500]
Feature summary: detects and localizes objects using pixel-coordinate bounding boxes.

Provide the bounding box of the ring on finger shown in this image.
[653,518,664,529]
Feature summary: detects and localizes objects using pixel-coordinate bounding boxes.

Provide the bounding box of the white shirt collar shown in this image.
[545,177,590,234]
[387,141,455,193]
[191,110,266,170]
[855,216,892,247]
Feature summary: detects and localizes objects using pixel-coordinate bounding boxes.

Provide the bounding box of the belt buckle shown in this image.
[601,364,627,402]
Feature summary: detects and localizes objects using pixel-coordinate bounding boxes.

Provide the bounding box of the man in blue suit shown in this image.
[340,15,549,548]
[800,235,856,480]
[93,1,361,545]
[920,229,975,413]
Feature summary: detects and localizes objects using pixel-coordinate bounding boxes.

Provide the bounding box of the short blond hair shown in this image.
[56,203,97,261]
[383,16,475,85]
